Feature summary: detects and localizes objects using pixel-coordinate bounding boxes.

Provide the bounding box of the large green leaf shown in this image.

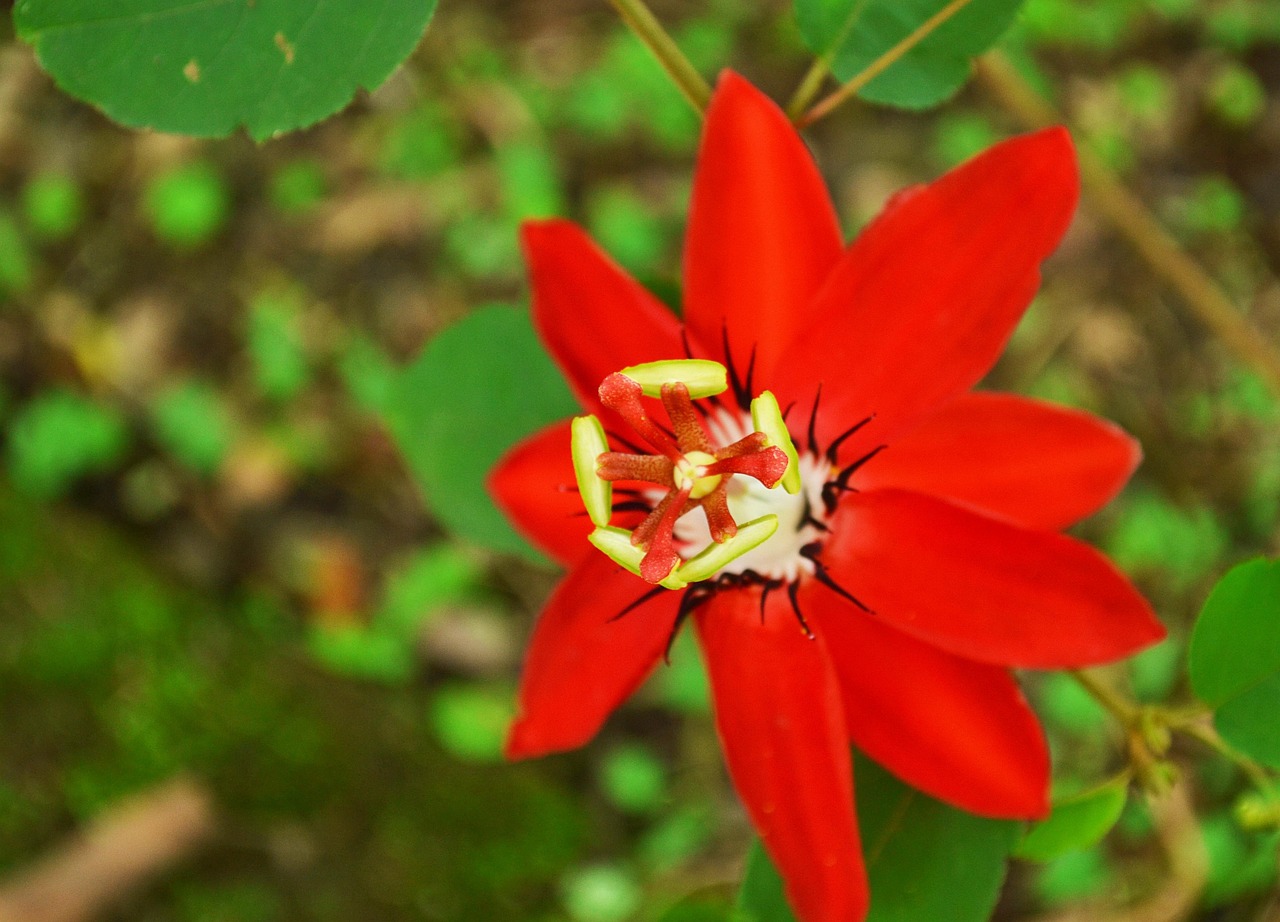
[738,751,1018,921]
[1190,558,1280,768]
[795,0,1025,109]
[381,305,578,560]
[14,0,438,140]
[1015,775,1129,862]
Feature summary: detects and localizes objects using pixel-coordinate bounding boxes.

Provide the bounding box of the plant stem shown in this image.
[1070,671,1278,804]
[798,0,975,128]
[976,51,1280,397]
[787,56,832,122]
[606,0,711,113]
[785,0,870,121]
[1070,668,1139,724]
[1169,714,1276,797]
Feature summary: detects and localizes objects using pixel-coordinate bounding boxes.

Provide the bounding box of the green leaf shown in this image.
[1201,811,1280,906]
[738,751,1018,921]
[0,209,34,295]
[1190,558,1280,768]
[600,743,668,815]
[795,0,1025,109]
[374,544,483,637]
[142,161,229,249]
[150,379,234,476]
[22,173,85,241]
[247,289,310,402]
[306,624,414,685]
[429,682,512,763]
[1015,775,1129,862]
[561,864,642,922]
[382,305,577,558]
[737,839,796,921]
[1034,848,1113,905]
[6,390,129,498]
[15,0,438,140]
[856,753,1019,921]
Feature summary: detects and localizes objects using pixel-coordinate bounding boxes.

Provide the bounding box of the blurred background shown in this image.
[0,0,1278,919]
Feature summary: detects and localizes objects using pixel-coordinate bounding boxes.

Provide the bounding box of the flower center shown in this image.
[569,360,799,588]
[673,451,721,499]
[670,413,831,583]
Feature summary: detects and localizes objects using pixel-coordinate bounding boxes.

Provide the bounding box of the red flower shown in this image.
[490,72,1163,922]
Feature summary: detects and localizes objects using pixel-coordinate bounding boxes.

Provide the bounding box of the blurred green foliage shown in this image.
[7,390,129,498]
[150,380,235,477]
[143,161,230,249]
[2,0,1279,919]
[0,490,591,917]
[22,173,86,242]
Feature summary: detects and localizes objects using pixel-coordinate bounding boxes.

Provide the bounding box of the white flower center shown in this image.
[667,411,830,582]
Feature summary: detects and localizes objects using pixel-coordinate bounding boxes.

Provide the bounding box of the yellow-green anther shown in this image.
[588,526,687,590]
[571,415,612,527]
[751,390,801,494]
[619,359,728,398]
[677,514,779,584]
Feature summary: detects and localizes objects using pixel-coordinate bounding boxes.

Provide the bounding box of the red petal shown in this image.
[488,421,589,568]
[858,392,1141,530]
[822,489,1164,668]
[771,128,1080,456]
[810,586,1049,818]
[695,589,868,922]
[522,219,684,411]
[684,71,843,385]
[506,555,679,759]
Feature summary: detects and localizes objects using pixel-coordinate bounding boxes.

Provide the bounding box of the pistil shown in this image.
[570,359,799,587]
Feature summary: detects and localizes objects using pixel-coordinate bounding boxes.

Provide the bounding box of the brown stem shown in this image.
[0,778,215,922]
[785,0,871,120]
[976,51,1280,397]
[606,0,711,113]
[799,0,976,128]
[787,56,833,123]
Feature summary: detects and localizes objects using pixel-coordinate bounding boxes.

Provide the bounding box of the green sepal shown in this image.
[619,359,728,398]
[678,514,779,584]
[751,390,801,494]
[571,415,612,527]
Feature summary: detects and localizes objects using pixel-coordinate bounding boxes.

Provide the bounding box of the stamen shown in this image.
[588,526,687,590]
[576,358,803,589]
[570,415,612,527]
[749,390,801,494]
[619,359,728,399]
[677,514,779,584]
